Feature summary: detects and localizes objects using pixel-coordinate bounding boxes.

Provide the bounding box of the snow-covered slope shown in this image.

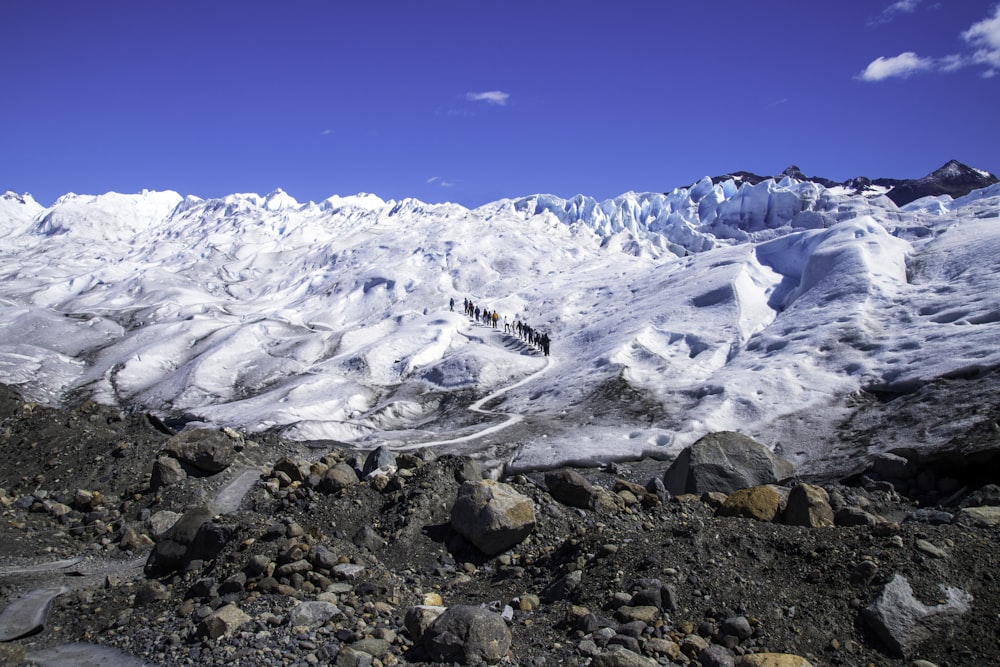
[1,174,998,476]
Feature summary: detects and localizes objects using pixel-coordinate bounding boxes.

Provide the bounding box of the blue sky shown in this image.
[3,1,999,208]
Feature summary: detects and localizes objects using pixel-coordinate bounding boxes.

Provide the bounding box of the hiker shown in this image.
[449,297,454,312]
[504,316,510,334]
[492,311,499,328]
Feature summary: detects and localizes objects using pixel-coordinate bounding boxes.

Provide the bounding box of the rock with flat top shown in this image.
[664,432,794,495]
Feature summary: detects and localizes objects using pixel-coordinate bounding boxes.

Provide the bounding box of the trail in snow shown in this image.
[394,323,555,451]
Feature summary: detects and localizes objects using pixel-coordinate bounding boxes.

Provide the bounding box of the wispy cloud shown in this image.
[427,176,457,188]
[465,90,510,106]
[868,0,922,27]
[765,97,789,109]
[320,129,333,136]
[859,4,1000,80]
[858,51,935,81]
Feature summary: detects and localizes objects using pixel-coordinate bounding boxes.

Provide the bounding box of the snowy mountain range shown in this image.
[2,161,999,477]
[706,160,999,207]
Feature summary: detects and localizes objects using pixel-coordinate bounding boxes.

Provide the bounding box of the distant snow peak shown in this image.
[704,161,998,207]
[264,188,299,211]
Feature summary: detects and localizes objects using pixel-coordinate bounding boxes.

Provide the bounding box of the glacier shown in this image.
[1,175,999,477]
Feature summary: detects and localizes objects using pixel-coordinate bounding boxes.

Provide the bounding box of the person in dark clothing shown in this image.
[449,297,454,312]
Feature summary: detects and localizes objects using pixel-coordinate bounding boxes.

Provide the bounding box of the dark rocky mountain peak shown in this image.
[700,160,997,207]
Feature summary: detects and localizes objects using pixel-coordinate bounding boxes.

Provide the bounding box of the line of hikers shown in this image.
[451,297,551,356]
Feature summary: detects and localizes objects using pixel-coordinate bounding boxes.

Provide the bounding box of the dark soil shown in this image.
[1,383,998,666]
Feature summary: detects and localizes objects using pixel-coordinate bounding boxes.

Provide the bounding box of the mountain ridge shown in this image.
[704,159,998,207]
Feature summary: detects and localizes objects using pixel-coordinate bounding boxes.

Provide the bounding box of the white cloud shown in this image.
[320,129,333,136]
[869,0,922,26]
[861,4,1000,81]
[858,51,934,81]
[963,4,1000,69]
[465,91,510,106]
[427,176,456,188]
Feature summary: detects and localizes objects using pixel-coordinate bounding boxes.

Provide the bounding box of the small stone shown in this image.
[150,456,186,490]
[590,646,659,667]
[197,603,250,639]
[721,615,753,640]
[643,637,682,659]
[835,506,879,527]
[332,563,365,581]
[700,644,736,667]
[518,594,540,611]
[288,601,342,628]
[736,654,815,667]
[915,539,947,559]
[542,569,582,602]
[615,605,659,624]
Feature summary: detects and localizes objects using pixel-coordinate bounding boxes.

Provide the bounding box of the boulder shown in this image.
[149,456,185,490]
[860,573,972,657]
[404,605,446,641]
[955,506,1000,527]
[146,510,182,541]
[545,468,596,509]
[783,483,834,527]
[834,506,879,527]
[362,446,397,477]
[450,480,535,555]
[272,456,310,483]
[144,506,233,576]
[319,463,359,493]
[871,450,918,481]
[422,605,512,665]
[716,486,782,522]
[663,432,794,495]
[162,429,236,474]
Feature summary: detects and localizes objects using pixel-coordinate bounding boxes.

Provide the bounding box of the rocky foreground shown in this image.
[0,384,998,667]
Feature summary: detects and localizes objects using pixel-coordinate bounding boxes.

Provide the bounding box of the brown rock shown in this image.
[717,485,782,522]
[736,654,815,667]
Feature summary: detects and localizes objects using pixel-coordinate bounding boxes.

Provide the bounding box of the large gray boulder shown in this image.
[663,432,794,495]
[545,468,596,509]
[144,506,233,576]
[162,429,237,474]
[860,573,972,657]
[423,605,512,665]
[450,480,535,556]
